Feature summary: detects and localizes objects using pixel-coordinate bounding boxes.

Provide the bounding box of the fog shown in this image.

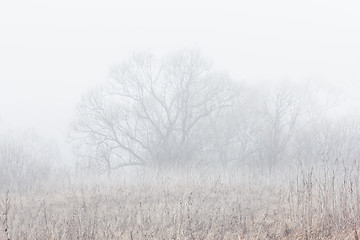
[1,0,360,142]
[1,0,360,239]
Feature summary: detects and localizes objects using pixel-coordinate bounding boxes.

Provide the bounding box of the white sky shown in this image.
[0,0,359,147]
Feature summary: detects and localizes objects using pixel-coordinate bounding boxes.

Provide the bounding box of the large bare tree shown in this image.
[71,51,240,174]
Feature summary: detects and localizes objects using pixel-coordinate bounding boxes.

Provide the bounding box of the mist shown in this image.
[1,0,360,239]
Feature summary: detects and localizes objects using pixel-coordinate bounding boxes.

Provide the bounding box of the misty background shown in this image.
[1,1,360,166]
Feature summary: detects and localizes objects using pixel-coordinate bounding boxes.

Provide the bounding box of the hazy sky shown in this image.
[0,0,359,145]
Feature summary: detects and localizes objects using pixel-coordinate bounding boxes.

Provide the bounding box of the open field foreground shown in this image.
[1,169,360,240]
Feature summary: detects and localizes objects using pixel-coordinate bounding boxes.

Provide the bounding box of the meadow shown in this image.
[1,166,359,240]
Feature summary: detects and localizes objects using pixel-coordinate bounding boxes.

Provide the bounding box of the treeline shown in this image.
[69,50,360,175]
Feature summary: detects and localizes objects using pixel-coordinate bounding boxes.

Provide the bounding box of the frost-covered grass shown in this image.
[1,167,360,239]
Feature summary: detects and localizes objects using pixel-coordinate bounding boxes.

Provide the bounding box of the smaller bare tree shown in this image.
[259,87,301,171]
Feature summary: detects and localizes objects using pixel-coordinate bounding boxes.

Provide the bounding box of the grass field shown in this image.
[1,167,360,239]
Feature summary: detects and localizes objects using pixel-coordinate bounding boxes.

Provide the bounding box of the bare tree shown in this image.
[71,50,240,173]
[206,92,258,170]
[293,83,343,168]
[0,134,57,192]
[259,87,301,171]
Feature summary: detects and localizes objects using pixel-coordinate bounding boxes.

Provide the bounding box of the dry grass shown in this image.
[1,168,360,240]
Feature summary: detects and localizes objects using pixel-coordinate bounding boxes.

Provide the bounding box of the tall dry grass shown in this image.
[1,166,360,239]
